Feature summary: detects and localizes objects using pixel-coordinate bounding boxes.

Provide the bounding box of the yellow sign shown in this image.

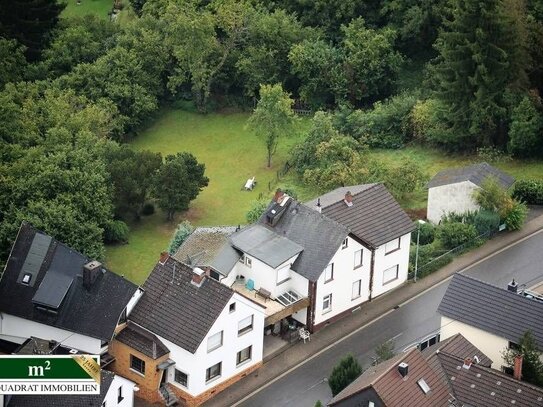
[72,355,100,384]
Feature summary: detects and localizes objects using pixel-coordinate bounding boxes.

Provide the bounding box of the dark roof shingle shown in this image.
[428,162,515,189]
[115,322,169,359]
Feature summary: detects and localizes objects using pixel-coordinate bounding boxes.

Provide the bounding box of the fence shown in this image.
[267,161,292,192]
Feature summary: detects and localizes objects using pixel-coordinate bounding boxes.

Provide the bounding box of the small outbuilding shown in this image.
[426,162,514,224]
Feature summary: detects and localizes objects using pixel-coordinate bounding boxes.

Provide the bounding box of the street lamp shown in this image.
[414,219,426,283]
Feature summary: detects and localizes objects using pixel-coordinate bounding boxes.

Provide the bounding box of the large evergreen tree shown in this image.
[0,0,65,61]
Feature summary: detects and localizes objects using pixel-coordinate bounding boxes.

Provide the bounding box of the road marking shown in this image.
[233,226,543,406]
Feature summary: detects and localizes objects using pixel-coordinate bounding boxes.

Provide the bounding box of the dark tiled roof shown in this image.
[115,322,169,359]
[438,274,543,349]
[422,333,493,367]
[0,222,138,341]
[308,184,415,248]
[129,257,234,354]
[173,226,240,276]
[427,162,515,189]
[257,202,349,282]
[6,369,115,407]
[306,184,375,209]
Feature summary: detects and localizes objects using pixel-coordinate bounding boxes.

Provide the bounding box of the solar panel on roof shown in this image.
[17,233,52,287]
[32,271,74,309]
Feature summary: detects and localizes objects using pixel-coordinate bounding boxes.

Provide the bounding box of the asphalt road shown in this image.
[239,230,543,407]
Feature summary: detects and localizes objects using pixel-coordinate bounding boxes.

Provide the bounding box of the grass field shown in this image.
[62,0,113,19]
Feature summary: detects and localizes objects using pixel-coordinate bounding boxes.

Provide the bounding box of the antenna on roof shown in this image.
[171,263,176,284]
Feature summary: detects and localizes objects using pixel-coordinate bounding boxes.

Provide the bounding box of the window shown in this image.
[229,302,236,313]
[383,265,399,285]
[418,334,440,351]
[342,238,348,249]
[277,266,290,285]
[207,331,223,352]
[174,369,188,387]
[236,346,252,366]
[385,238,400,254]
[323,294,332,313]
[238,315,253,336]
[22,273,32,285]
[117,386,124,403]
[206,362,222,382]
[210,269,220,281]
[238,255,244,263]
[324,263,334,283]
[245,257,252,268]
[354,249,363,268]
[352,280,361,299]
[130,355,145,375]
[508,341,520,351]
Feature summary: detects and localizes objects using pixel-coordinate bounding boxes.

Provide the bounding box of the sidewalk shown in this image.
[202,213,543,407]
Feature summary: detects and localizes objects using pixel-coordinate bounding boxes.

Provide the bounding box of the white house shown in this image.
[427,162,515,224]
[110,255,266,406]
[438,273,543,371]
[0,222,141,363]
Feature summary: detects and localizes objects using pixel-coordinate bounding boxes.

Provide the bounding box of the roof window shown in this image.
[22,273,32,285]
[417,378,431,394]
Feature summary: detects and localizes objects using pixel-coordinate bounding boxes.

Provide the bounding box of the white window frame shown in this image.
[324,263,334,283]
[277,266,290,285]
[352,280,361,300]
[207,331,223,353]
[383,265,399,285]
[238,315,254,336]
[174,369,188,387]
[354,249,363,268]
[322,294,332,313]
[342,237,348,249]
[385,238,400,254]
[236,345,252,366]
[245,256,252,268]
[205,362,222,383]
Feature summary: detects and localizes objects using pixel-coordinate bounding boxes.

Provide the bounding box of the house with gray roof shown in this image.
[111,254,266,406]
[438,273,543,371]
[427,162,515,223]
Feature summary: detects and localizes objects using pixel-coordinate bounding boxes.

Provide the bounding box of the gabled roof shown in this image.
[115,322,169,360]
[129,256,234,354]
[230,224,304,269]
[307,184,415,248]
[427,162,515,189]
[0,222,138,342]
[438,274,543,349]
[173,226,240,276]
[422,333,493,368]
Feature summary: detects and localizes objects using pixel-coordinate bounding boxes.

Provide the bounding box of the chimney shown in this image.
[191,267,206,287]
[83,261,102,290]
[159,251,169,265]
[398,362,409,378]
[316,198,322,213]
[344,191,353,207]
[274,189,285,203]
[463,357,473,369]
[513,354,523,380]
[508,279,518,293]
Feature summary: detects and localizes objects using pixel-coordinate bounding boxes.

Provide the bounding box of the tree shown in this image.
[129,0,147,16]
[503,331,543,386]
[0,0,65,61]
[152,153,209,221]
[508,94,543,157]
[473,177,512,217]
[0,38,27,88]
[247,83,297,167]
[384,158,426,200]
[168,220,194,255]
[328,354,362,396]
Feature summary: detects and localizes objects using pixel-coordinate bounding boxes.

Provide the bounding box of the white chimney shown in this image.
[191,267,206,287]
[344,191,353,207]
[316,198,322,213]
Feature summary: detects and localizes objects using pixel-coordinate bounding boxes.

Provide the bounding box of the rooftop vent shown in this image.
[316,198,322,213]
[508,279,518,293]
[417,378,431,394]
[83,261,102,290]
[463,357,473,369]
[398,362,409,378]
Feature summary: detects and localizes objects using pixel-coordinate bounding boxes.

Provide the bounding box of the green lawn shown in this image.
[62,0,113,19]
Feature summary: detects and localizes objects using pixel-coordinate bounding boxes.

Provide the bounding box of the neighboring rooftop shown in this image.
[438,273,543,349]
[427,162,515,189]
[115,322,169,360]
[173,226,240,276]
[307,184,415,248]
[14,337,82,356]
[129,256,234,354]
[422,333,493,368]
[0,222,138,341]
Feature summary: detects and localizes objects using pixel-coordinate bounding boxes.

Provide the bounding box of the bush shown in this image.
[437,222,478,250]
[328,354,363,396]
[513,179,543,205]
[411,222,435,245]
[141,202,155,216]
[168,221,194,255]
[104,220,130,244]
[246,200,269,223]
[441,210,478,225]
[474,210,501,235]
[409,243,454,277]
[504,200,528,231]
[476,146,511,163]
[384,158,426,200]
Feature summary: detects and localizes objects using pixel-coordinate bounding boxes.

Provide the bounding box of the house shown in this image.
[109,254,266,406]
[1,369,136,407]
[0,222,142,363]
[427,162,515,223]
[438,273,543,370]
[329,333,543,407]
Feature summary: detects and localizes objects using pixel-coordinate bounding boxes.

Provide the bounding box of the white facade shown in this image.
[103,374,137,407]
[0,313,102,354]
[155,292,265,397]
[427,181,480,224]
[371,233,411,298]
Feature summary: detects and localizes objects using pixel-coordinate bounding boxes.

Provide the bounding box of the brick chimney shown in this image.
[513,354,523,380]
[462,357,473,369]
[344,191,353,207]
[274,189,285,203]
[159,251,169,265]
[191,267,206,287]
[316,198,322,213]
[83,261,102,290]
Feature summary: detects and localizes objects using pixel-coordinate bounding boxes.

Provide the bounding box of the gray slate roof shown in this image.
[115,322,169,360]
[230,224,304,268]
[428,162,515,189]
[129,256,234,354]
[438,273,543,349]
[307,184,415,248]
[0,222,138,342]
[173,226,240,276]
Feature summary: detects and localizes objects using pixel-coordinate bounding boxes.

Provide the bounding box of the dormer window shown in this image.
[22,273,32,285]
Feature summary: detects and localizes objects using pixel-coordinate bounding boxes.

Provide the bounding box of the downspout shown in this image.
[369,249,375,301]
[307,281,317,333]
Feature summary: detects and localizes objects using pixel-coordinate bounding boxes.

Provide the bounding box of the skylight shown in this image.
[418,378,431,394]
[22,273,32,285]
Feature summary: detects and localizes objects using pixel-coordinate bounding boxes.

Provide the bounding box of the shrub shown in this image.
[437,222,478,250]
[141,202,155,216]
[168,221,194,255]
[328,354,363,396]
[474,210,501,235]
[384,158,426,200]
[477,146,511,163]
[375,340,395,363]
[513,179,543,205]
[441,210,478,225]
[246,200,269,223]
[411,222,435,245]
[504,200,528,231]
[104,220,130,244]
[473,177,511,217]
